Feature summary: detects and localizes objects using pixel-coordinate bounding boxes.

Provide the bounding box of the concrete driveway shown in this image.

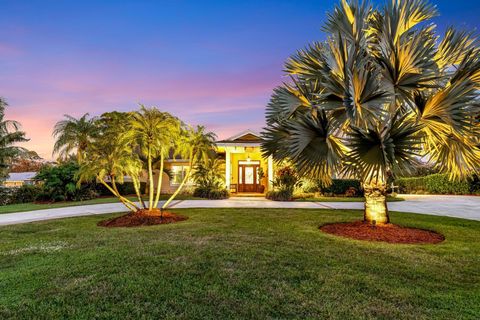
[0,194,478,226]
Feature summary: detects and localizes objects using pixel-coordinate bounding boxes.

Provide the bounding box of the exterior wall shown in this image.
[2,181,24,188]
[1,180,37,188]
[154,160,194,194]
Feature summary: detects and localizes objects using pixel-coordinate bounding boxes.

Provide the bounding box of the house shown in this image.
[159,129,274,194]
[1,172,38,188]
[216,129,273,194]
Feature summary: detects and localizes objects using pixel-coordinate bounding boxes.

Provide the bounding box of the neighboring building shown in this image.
[1,172,38,188]
[159,129,274,194]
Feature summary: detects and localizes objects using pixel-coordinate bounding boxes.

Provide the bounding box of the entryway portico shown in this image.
[216,130,273,194]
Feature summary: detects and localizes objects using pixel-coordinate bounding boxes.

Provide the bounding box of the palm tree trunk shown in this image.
[153,152,164,209]
[132,177,146,209]
[363,181,389,224]
[77,150,82,163]
[111,177,140,211]
[99,178,138,212]
[147,148,154,211]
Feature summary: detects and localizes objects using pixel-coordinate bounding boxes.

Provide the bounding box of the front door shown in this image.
[238,161,260,192]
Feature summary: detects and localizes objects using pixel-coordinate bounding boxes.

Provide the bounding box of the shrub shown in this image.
[300,179,318,193]
[319,179,363,196]
[292,192,315,200]
[191,157,228,200]
[469,175,480,194]
[10,185,42,204]
[425,174,470,195]
[193,186,229,199]
[0,185,43,205]
[0,187,16,206]
[266,189,294,201]
[269,166,299,201]
[396,174,471,195]
[35,162,98,202]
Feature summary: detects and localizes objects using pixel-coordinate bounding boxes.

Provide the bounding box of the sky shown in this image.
[1,0,479,159]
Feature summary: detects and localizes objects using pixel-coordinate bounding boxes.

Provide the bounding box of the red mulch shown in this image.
[98,209,188,228]
[320,221,444,244]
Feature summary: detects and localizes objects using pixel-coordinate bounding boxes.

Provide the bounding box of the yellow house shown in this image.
[158,129,273,194]
[216,129,273,194]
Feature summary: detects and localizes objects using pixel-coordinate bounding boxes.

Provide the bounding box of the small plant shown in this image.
[266,165,299,201]
[192,157,229,199]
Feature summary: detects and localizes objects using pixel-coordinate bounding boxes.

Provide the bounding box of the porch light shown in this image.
[246,154,251,162]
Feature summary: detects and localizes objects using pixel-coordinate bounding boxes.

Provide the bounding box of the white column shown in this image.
[267,155,274,191]
[225,149,231,190]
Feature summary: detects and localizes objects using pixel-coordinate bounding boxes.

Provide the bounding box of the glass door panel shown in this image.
[245,166,254,184]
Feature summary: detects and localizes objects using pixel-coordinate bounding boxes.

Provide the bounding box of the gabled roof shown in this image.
[5,172,37,181]
[217,129,262,144]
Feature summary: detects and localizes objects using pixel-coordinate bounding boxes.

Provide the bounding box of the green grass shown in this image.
[0,194,201,214]
[296,196,405,202]
[0,208,478,319]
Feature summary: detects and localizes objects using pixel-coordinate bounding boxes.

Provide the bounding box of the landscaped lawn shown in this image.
[0,209,478,319]
[0,195,201,214]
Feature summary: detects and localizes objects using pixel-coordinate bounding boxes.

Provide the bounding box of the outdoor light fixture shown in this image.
[246,154,251,162]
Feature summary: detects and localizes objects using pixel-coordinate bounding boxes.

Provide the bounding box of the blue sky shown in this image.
[1,0,479,158]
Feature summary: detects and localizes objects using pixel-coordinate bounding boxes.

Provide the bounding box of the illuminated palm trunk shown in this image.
[363,182,389,224]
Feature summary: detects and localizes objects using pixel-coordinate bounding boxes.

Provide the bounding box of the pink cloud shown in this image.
[2,59,280,159]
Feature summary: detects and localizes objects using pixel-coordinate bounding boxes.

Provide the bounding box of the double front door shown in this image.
[238,161,260,193]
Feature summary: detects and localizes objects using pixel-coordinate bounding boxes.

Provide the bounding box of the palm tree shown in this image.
[162,125,217,209]
[262,0,480,224]
[0,98,28,179]
[192,157,225,190]
[129,106,181,211]
[53,113,98,162]
[77,113,142,212]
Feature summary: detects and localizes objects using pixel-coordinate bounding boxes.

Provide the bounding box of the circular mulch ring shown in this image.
[320,221,444,244]
[98,209,188,228]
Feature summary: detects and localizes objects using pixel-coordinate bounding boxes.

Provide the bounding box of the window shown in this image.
[171,165,189,185]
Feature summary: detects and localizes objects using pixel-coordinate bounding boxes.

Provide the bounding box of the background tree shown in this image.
[53,113,99,162]
[0,98,28,180]
[262,0,480,224]
[10,151,46,173]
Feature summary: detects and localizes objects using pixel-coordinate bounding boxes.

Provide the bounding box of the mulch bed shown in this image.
[320,221,444,244]
[98,209,188,228]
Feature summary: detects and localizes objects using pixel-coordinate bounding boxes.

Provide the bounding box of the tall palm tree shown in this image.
[53,113,98,162]
[262,0,480,224]
[162,125,217,209]
[129,106,181,210]
[0,98,28,179]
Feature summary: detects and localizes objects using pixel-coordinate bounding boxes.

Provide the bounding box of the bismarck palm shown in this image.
[262,0,480,224]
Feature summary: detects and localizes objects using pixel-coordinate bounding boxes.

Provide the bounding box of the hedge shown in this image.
[193,186,229,199]
[0,185,43,206]
[396,174,473,195]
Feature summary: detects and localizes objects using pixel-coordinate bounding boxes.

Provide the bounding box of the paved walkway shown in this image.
[0,195,479,226]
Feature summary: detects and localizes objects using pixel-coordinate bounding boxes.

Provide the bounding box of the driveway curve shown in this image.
[0,194,478,226]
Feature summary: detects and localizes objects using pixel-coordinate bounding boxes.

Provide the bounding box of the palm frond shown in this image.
[343,113,422,183]
[435,27,479,70]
